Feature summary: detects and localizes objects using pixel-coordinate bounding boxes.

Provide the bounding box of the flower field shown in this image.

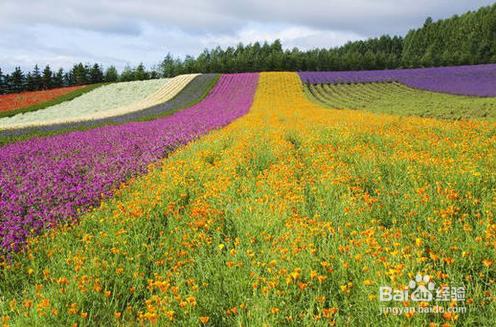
[0,84,106,120]
[0,71,494,326]
[0,86,85,113]
[305,82,496,120]
[0,73,257,251]
[0,74,219,146]
[299,64,496,97]
[0,78,190,130]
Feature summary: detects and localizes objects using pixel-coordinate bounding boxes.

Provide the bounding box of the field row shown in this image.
[0,77,195,130]
[0,86,86,113]
[1,73,494,326]
[0,84,106,119]
[305,82,496,120]
[0,75,219,146]
[1,65,495,139]
[299,64,496,97]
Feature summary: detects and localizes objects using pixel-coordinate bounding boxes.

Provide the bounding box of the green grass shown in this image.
[305,82,496,120]
[0,84,107,119]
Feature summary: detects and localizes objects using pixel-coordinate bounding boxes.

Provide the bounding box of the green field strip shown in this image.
[306,82,496,120]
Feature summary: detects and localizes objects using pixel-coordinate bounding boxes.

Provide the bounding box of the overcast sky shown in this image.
[0,0,494,72]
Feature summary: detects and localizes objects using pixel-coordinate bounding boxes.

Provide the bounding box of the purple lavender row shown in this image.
[299,64,496,97]
[0,73,259,252]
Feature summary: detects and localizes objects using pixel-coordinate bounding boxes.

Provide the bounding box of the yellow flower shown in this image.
[363,279,373,286]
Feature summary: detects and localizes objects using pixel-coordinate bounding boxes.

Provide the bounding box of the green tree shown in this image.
[134,63,148,80]
[54,68,65,87]
[42,65,53,89]
[119,65,135,82]
[32,65,42,91]
[64,71,74,86]
[403,3,496,67]
[10,67,25,93]
[104,66,119,82]
[71,63,89,85]
[89,64,104,83]
[25,72,34,91]
[160,53,176,77]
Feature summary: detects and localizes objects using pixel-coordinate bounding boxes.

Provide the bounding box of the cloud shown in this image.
[201,24,364,50]
[0,0,494,72]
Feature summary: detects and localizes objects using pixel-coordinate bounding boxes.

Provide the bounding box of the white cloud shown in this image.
[201,24,363,50]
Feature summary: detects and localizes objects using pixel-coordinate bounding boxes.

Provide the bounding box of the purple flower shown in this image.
[0,73,259,252]
[299,64,496,97]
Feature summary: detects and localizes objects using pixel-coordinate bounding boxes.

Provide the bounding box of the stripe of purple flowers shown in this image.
[298,64,496,97]
[0,73,259,253]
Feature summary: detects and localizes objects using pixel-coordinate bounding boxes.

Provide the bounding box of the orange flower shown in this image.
[322,307,338,318]
[482,259,493,268]
[443,312,454,321]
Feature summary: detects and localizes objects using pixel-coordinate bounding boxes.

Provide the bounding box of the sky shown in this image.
[0,0,494,73]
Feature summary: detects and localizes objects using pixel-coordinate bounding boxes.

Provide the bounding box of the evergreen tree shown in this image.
[149,70,160,79]
[71,63,89,85]
[10,67,25,93]
[42,65,53,89]
[32,65,42,91]
[134,63,148,80]
[89,64,104,83]
[104,66,119,82]
[54,68,65,87]
[25,73,34,91]
[119,65,135,82]
[64,71,73,86]
[160,53,176,77]
[403,3,496,67]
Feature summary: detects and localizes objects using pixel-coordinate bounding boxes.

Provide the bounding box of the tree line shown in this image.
[0,63,159,94]
[159,36,404,77]
[159,4,496,76]
[402,4,496,66]
[1,3,495,93]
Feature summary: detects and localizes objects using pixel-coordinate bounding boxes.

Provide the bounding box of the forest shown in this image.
[1,3,494,94]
